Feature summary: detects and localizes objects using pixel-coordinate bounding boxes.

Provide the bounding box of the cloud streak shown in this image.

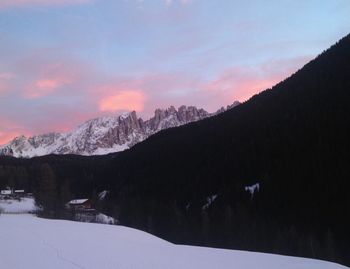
[24,77,73,99]
[99,89,146,112]
[0,117,29,145]
[0,0,92,9]
[165,0,190,5]
[0,72,14,79]
[0,72,14,95]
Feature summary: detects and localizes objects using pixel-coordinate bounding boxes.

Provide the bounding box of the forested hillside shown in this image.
[1,34,349,266]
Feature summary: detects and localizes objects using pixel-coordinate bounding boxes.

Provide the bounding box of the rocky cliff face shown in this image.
[0,103,240,157]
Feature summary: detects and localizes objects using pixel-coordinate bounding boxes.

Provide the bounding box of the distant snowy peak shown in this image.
[0,102,240,158]
[147,105,209,132]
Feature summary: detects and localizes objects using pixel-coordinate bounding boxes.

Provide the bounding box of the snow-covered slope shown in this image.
[0,214,347,269]
[0,103,240,157]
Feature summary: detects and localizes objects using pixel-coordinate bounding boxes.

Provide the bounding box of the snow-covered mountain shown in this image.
[0,102,240,158]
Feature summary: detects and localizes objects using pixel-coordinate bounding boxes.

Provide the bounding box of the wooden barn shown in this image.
[66,199,92,211]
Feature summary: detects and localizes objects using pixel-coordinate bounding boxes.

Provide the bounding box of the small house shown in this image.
[0,189,13,199]
[1,190,12,195]
[14,190,25,197]
[66,199,92,211]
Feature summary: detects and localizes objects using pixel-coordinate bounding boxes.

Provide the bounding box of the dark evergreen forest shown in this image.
[1,34,350,266]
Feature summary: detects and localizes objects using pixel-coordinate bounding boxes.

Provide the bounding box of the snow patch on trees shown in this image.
[202,194,218,210]
[245,183,260,197]
[98,190,108,200]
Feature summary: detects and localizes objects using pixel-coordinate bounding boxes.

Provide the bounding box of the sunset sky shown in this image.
[0,0,350,144]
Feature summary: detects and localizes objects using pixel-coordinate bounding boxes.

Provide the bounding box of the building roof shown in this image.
[68,199,89,205]
[1,190,12,195]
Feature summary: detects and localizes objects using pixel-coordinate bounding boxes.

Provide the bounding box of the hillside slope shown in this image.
[101,33,350,264]
[0,215,348,269]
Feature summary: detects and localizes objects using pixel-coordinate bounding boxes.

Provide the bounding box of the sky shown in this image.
[0,0,349,145]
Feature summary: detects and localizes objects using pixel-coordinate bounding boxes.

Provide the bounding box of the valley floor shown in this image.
[0,214,348,269]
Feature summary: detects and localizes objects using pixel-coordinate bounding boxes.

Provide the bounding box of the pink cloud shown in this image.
[0,118,30,145]
[165,0,191,5]
[201,56,312,104]
[202,67,280,102]
[93,73,203,118]
[0,131,20,145]
[24,77,72,99]
[0,0,92,9]
[0,81,7,94]
[0,72,14,79]
[0,85,4,93]
[99,89,146,112]
[18,60,78,99]
[0,72,14,95]
[36,79,60,89]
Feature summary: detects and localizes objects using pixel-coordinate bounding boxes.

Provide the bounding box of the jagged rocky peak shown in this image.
[149,105,206,130]
[215,107,226,114]
[0,102,240,157]
[154,106,176,120]
[215,101,241,115]
[12,135,27,144]
[178,105,209,121]
[28,133,61,147]
[0,146,13,156]
[122,111,143,130]
[228,101,241,109]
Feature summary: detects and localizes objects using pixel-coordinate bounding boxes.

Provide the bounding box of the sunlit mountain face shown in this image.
[0,103,239,157]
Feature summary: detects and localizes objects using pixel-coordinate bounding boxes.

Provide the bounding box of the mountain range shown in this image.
[1,34,350,266]
[0,102,240,157]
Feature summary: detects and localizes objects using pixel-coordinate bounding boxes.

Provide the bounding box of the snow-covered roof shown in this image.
[68,199,89,205]
[1,190,12,195]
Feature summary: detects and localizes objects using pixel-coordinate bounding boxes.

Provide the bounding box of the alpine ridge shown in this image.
[0,102,240,157]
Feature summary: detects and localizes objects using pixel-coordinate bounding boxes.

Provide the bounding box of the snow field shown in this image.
[0,214,348,269]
